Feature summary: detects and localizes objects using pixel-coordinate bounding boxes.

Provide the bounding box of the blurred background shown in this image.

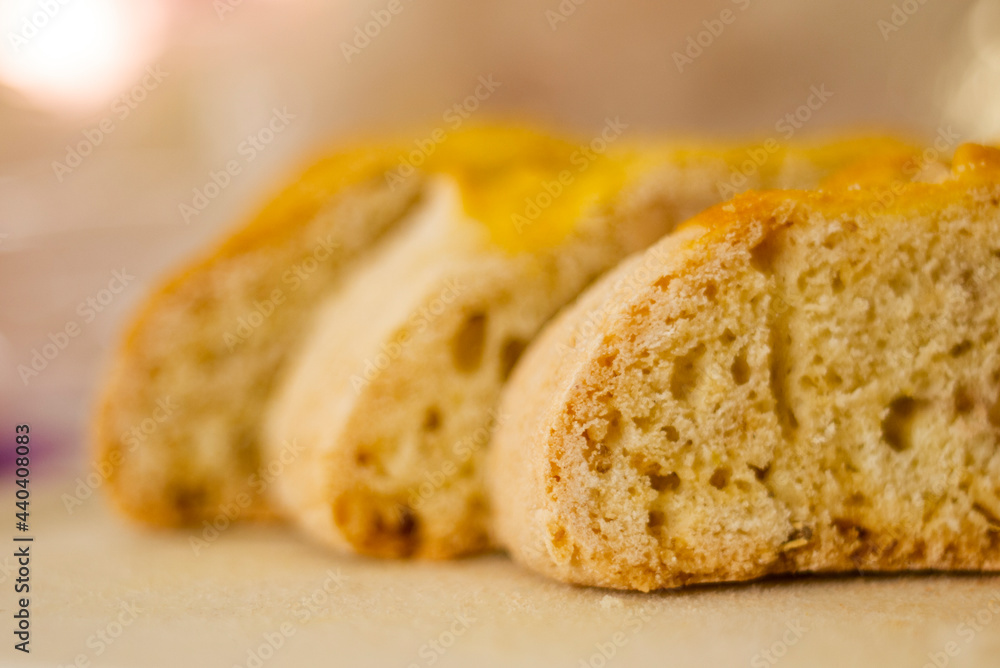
[1,0,998,476]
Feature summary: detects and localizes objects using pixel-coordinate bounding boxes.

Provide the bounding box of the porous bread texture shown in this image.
[95,154,422,526]
[490,144,1000,591]
[264,139,911,560]
[265,177,614,557]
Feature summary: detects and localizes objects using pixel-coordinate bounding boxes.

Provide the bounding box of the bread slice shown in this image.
[489,143,1000,591]
[94,145,425,525]
[263,131,912,559]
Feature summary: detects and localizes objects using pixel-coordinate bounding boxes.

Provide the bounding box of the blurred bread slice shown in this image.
[95,145,424,525]
[489,143,1000,590]
[264,128,911,558]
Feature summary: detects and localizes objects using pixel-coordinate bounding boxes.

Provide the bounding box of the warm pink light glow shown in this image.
[0,0,171,113]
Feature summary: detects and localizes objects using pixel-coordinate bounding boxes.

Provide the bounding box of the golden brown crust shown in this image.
[491,143,1000,591]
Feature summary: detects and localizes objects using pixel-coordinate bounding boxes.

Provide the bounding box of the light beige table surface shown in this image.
[15,478,1000,668]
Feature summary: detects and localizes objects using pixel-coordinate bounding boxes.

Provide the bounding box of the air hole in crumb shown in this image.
[882,396,922,452]
[988,392,1000,428]
[749,463,770,481]
[649,471,680,492]
[950,341,973,358]
[583,413,619,475]
[499,337,527,381]
[452,312,487,373]
[832,274,845,293]
[647,510,665,529]
[654,276,673,291]
[662,425,680,442]
[888,275,911,296]
[582,433,611,474]
[171,486,207,521]
[731,351,750,385]
[709,466,731,490]
[960,269,975,289]
[954,386,975,415]
[393,505,418,539]
[355,450,373,466]
[423,407,442,432]
[749,231,780,275]
[846,493,867,507]
[720,328,737,345]
[832,517,870,540]
[670,343,706,401]
[703,282,718,301]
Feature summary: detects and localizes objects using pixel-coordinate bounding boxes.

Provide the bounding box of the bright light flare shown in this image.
[0,0,170,113]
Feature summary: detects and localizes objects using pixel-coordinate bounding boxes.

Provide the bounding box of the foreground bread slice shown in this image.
[490,143,1000,591]
[264,132,911,559]
[95,146,423,525]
